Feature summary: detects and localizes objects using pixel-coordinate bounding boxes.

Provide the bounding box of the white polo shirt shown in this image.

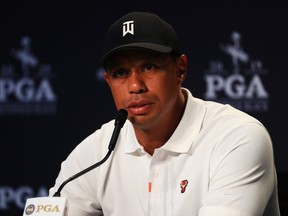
[49,88,280,216]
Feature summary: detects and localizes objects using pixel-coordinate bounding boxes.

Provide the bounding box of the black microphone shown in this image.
[108,108,129,151]
[53,109,128,197]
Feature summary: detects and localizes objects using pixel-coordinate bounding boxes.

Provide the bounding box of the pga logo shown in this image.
[0,78,56,102]
[204,74,268,99]
[25,204,35,215]
[24,204,61,215]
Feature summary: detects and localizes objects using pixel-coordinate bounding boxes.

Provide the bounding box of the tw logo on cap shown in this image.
[123,21,134,36]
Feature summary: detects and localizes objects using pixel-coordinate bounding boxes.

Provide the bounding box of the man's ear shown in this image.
[104,71,111,86]
[177,54,188,82]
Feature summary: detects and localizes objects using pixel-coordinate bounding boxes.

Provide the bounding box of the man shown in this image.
[49,11,280,215]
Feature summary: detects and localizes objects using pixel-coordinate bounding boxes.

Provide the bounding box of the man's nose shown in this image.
[128,71,147,94]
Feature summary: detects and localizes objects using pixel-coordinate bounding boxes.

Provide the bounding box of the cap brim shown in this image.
[100,42,173,67]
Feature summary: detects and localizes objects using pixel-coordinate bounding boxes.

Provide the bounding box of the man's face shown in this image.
[104,50,186,129]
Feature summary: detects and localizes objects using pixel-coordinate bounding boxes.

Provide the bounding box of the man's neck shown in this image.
[133,90,188,155]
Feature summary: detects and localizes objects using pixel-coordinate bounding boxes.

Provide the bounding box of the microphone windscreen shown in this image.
[115,109,128,127]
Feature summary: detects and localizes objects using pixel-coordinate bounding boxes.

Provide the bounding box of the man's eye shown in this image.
[143,64,155,71]
[111,70,128,78]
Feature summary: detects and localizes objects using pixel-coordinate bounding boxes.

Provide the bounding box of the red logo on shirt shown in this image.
[180,180,188,193]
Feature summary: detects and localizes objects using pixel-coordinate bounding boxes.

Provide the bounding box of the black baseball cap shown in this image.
[100,11,182,67]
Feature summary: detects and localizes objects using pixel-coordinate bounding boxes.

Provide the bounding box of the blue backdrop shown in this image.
[0,1,287,215]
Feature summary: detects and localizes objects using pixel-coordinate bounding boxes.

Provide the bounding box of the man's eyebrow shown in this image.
[106,60,122,70]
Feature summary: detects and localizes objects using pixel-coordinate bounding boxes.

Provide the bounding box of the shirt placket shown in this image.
[148,150,173,216]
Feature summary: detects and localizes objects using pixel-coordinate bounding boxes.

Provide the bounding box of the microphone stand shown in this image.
[53,109,128,197]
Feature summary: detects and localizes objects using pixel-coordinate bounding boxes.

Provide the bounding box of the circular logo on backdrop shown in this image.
[25,204,35,215]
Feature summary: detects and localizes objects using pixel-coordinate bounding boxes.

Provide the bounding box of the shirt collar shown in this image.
[125,88,206,154]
